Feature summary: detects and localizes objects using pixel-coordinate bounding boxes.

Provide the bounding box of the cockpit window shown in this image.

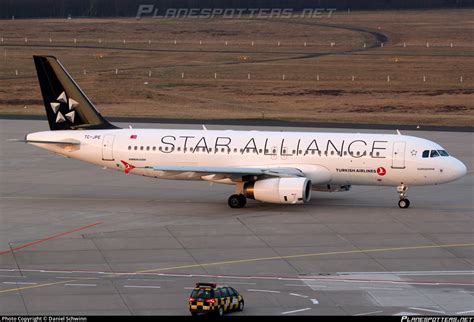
[437,150,449,156]
[423,149,449,158]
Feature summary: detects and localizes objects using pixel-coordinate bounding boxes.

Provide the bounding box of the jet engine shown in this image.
[243,177,312,204]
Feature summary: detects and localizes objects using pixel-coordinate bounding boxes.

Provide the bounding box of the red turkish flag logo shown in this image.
[377,167,387,176]
[121,160,136,174]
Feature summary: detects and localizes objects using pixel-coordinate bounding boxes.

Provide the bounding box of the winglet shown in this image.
[121,160,136,174]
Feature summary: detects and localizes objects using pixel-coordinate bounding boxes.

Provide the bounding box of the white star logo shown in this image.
[50,91,78,124]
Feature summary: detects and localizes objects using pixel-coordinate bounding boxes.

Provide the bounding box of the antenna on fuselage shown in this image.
[396,129,402,135]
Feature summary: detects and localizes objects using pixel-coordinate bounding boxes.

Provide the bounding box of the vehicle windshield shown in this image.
[190,289,213,299]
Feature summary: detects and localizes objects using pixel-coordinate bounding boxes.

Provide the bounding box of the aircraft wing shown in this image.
[11,139,81,145]
[147,165,306,180]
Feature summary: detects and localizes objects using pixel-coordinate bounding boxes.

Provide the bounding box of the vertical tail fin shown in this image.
[33,55,117,130]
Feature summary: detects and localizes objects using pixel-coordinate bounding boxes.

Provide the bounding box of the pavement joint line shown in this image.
[457,310,474,315]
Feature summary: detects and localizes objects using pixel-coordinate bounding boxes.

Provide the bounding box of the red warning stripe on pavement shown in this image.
[0,221,104,255]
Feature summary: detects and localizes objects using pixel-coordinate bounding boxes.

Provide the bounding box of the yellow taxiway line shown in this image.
[0,280,77,294]
[137,243,474,273]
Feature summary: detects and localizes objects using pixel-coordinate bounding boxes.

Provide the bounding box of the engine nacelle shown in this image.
[312,184,351,192]
[243,178,312,204]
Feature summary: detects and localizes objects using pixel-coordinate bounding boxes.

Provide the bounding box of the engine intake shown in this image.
[243,177,312,204]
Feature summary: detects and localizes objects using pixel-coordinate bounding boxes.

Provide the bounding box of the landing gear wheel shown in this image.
[398,199,410,209]
[396,185,410,209]
[228,194,246,208]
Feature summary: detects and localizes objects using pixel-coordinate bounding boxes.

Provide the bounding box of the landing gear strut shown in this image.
[228,194,247,208]
[397,185,410,209]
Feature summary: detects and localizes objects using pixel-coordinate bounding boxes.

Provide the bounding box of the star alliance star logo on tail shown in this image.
[50,91,78,124]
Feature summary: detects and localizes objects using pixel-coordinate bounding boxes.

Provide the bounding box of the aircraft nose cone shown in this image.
[451,158,467,180]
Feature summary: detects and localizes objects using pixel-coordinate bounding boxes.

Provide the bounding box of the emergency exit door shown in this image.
[391,141,406,169]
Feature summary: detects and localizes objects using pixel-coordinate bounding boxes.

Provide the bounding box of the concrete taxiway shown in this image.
[0,119,473,315]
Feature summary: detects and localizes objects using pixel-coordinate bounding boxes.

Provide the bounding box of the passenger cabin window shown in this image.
[422,150,429,158]
[430,150,440,158]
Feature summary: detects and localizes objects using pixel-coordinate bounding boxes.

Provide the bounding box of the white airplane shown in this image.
[21,56,467,209]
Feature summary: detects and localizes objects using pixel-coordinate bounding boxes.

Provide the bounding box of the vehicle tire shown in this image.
[228,194,242,208]
[398,199,410,209]
[238,301,244,311]
[218,307,224,316]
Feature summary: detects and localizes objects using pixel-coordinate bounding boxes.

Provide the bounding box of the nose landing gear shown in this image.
[397,185,410,208]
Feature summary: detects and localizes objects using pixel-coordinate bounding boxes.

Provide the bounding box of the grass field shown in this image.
[0,9,473,126]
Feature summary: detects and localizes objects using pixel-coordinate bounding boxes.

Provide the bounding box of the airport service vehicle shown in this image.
[21,56,467,209]
[188,283,244,316]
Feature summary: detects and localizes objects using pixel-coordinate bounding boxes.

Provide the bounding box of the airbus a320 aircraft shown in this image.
[21,56,467,208]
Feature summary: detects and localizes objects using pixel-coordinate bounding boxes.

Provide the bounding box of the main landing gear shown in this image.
[397,185,410,209]
[228,194,247,208]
